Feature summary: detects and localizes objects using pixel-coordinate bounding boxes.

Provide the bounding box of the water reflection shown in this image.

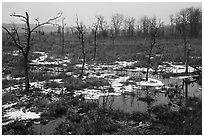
[99,92,170,114]
[99,81,201,114]
[91,68,201,113]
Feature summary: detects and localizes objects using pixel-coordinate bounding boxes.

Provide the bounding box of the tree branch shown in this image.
[2,26,25,55]
[12,27,21,46]
[11,12,27,20]
[31,12,62,33]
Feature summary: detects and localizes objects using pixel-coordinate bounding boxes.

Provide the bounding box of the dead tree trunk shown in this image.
[145,17,159,81]
[146,42,154,81]
[80,33,86,78]
[110,28,115,57]
[94,30,97,61]
[76,16,86,78]
[61,25,65,55]
[61,18,66,55]
[180,19,189,100]
[92,18,99,61]
[24,55,30,92]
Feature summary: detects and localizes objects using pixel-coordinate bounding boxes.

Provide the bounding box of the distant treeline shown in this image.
[3,7,202,39]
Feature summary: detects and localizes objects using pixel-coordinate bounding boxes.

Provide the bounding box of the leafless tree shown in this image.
[110,27,115,48]
[92,16,100,61]
[2,12,62,92]
[140,16,150,38]
[111,13,124,37]
[169,14,174,37]
[124,17,135,37]
[52,16,66,55]
[76,16,86,78]
[186,7,202,38]
[145,17,162,81]
[96,15,108,38]
[175,9,189,74]
[175,9,192,99]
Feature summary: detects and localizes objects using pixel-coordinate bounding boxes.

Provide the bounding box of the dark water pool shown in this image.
[98,81,201,113]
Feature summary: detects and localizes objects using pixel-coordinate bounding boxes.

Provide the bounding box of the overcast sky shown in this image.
[2,2,202,26]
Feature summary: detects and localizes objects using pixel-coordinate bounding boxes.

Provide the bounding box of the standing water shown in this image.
[98,69,201,113]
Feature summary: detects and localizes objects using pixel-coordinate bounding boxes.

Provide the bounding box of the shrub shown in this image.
[130,112,150,122]
[63,76,86,91]
[2,92,17,105]
[11,69,25,78]
[44,81,61,89]
[128,75,143,82]
[30,71,47,81]
[151,97,202,135]
[46,100,68,117]
[2,79,23,89]
[2,120,32,135]
[85,77,110,88]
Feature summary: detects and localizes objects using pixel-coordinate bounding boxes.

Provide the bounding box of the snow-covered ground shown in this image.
[3,106,41,126]
[2,52,201,126]
[31,51,71,65]
[111,76,129,92]
[158,62,196,74]
[115,61,138,68]
[2,109,40,125]
[136,78,164,87]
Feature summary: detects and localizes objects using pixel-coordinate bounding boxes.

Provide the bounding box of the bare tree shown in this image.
[169,14,174,37]
[110,27,115,49]
[52,16,66,55]
[96,15,108,38]
[175,8,193,99]
[2,12,62,92]
[76,16,86,78]
[61,17,66,55]
[186,7,202,38]
[111,13,124,37]
[124,17,135,37]
[92,16,100,61]
[140,16,150,38]
[145,17,161,81]
[175,9,189,74]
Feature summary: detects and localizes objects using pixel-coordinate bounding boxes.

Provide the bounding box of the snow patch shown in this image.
[2,103,17,109]
[3,109,41,125]
[136,78,164,87]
